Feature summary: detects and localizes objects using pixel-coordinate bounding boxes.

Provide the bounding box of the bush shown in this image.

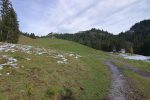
[26,83,34,97]
[46,86,58,97]
[60,87,76,100]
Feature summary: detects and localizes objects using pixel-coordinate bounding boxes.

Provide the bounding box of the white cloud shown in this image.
[12,0,150,35]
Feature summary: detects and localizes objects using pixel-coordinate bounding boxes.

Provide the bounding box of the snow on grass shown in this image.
[69,54,74,57]
[68,53,82,59]
[74,54,82,59]
[56,54,68,64]
[26,58,31,61]
[119,53,150,61]
[6,72,10,76]
[0,65,3,70]
[0,43,83,67]
[0,55,18,69]
[21,66,24,68]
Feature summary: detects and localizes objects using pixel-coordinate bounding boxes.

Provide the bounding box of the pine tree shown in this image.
[0,0,11,42]
[0,19,2,41]
[0,6,2,41]
[0,0,2,41]
[7,6,19,43]
[0,0,19,43]
[30,33,36,39]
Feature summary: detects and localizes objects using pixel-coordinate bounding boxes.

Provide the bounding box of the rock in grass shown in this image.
[0,65,3,70]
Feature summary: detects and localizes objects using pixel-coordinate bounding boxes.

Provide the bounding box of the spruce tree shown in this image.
[0,0,10,42]
[0,0,19,43]
[0,0,3,41]
[0,19,2,41]
[30,33,36,39]
[0,5,2,41]
[7,6,19,43]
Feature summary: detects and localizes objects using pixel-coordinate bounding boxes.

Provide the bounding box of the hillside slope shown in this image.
[119,19,150,55]
[0,35,110,100]
[53,28,126,52]
[48,19,150,56]
[1,35,150,100]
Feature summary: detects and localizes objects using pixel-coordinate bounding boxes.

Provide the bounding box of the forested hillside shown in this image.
[119,19,150,56]
[53,28,128,52]
[49,19,150,56]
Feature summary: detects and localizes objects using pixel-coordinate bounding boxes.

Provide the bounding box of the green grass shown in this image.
[1,35,150,99]
[0,36,110,100]
[125,59,150,72]
[112,53,150,72]
[113,61,150,100]
[125,71,150,100]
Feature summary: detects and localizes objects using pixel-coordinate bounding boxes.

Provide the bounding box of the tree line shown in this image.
[119,19,150,56]
[20,32,38,39]
[0,0,19,43]
[48,19,150,56]
[52,28,130,52]
[1,0,149,56]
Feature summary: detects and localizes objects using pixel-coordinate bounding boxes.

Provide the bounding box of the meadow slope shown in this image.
[1,35,150,100]
[0,35,110,100]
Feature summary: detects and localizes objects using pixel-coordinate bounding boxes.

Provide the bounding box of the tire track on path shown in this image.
[106,61,141,100]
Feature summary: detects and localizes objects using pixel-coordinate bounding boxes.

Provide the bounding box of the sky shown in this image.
[12,0,150,36]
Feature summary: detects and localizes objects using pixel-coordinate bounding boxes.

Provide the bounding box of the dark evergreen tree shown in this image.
[140,37,150,56]
[6,6,19,43]
[0,0,11,41]
[0,0,2,41]
[20,32,37,39]
[0,10,2,41]
[0,0,19,43]
[30,33,36,39]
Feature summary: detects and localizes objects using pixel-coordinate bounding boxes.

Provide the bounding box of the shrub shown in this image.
[46,86,58,97]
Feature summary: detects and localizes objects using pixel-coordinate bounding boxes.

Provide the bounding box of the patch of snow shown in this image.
[26,58,31,61]
[10,64,18,67]
[14,66,19,69]
[0,55,18,70]
[0,65,3,70]
[57,60,68,64]
[0,48,5,51]
[52,56,59,58]
[57,54,64,58]
[62,57,67,62]
[75,55,82,59]
[21,66,24,68]
[57,61,64,64]
[69,54,74,57]
[119,53,150,61]
[37,52,47,55]
[8,57,17,63]
[0,43,84,66]
[2,55,7,58]
[6,72,10,76]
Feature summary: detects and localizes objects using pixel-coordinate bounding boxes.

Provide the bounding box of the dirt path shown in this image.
[105,61,143,100]
[106,61,127,100]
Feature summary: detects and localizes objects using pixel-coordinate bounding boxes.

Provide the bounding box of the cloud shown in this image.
[12,0,150,35]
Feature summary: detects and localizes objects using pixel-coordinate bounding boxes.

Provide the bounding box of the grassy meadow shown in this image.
[0,35,150,100]
[0,36,110,100]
